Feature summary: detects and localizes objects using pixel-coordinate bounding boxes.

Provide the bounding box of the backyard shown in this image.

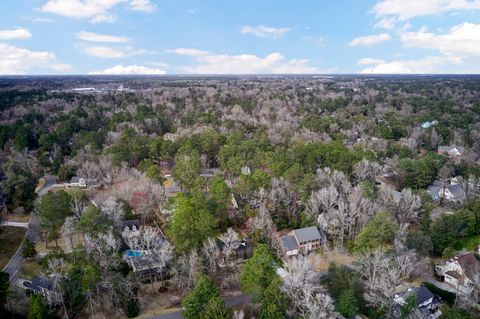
[308,250,356,272]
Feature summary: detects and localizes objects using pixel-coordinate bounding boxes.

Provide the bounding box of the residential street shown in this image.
[2,177,46,282]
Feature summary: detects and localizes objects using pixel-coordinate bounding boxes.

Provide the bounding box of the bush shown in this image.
[126,298,139,318]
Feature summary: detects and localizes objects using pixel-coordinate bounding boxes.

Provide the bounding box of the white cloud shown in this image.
[81,44,152,58]
[372,0,480,22]
[357,58,386,65]
[302,36,327,47]
[0,28,32,40]
[90,14,117,24]
[374,17,396,29]
[129,0,155,12]
[401,22,480,56]
[41,0,154,22]
[240,25,291,38]
[76,30,129,43]
[170,49,329,74]
[0,43,71,75]
[358,55,462,74]
[168,48,211,56]
[349,33,391,46]
[89,64,166,74]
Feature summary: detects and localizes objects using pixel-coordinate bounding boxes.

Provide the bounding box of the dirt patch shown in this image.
[20,260,43,279]
[136,282,181,319]
[6,213,30,223]
[308,250,356,272]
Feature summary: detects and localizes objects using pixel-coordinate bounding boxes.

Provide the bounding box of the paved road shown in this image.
[36,175,57,196]
[2,176,47,282]
[150,294,250,319]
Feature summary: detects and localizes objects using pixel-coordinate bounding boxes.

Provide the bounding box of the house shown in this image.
[435,252,480,295]
[122,226,170,279]
[437,146,465,162]
[421,120,438,129]
[241,166,251,175]
[201,168,219,178]
[281,226,326,257]
[64,176,100,189]
[65,176,86,188]
[116,219,141,232]
[24,276,62,304]
[158,160,174,178]
[427,181,466,203]
[163,179,181,198]
[394,286,442,319]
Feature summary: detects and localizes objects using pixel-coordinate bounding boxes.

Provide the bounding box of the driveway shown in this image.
[149,294,250,319]
[0,221,28,228]
[36,175,57,196]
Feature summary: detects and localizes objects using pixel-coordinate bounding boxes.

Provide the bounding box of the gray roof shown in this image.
[415,286,435,305]
[281,235,298,251]
[427,186,441,197]
[293,226,321,243]
[118,219,141,230]
[447,184,465,199]
[29,276,54,292]
[70,176,81,183]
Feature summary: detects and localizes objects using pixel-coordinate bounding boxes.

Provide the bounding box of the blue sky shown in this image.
[1,0,480,75]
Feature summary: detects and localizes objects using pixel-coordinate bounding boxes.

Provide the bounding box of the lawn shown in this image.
[0,226,26,269]
[20,260,43,280]
[453,235,480,251]
[35,232,85,255]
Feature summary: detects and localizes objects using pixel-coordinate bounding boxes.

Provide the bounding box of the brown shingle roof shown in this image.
[457,252,480,280]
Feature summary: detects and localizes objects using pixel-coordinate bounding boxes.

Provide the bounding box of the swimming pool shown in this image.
[124,250,143,257]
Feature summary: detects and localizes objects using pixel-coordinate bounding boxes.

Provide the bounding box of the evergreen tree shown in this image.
[0,272,9,311]
[240,244,277,302]
[28,294,49,319]
[337,289,359,318]
[202,296,233,319]
[182,274,220,319]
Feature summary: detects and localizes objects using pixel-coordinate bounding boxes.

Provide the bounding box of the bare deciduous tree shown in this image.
[355,249,416,316]
[354,159,383,183]
[171,250,202,293]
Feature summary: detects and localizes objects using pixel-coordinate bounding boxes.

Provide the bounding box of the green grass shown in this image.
[0,226,26,269]
[452,235,480,251]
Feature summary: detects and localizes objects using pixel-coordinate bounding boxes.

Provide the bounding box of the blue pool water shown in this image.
[125,250,142,257]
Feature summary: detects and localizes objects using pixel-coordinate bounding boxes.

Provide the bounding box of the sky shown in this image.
[1,0,480,75]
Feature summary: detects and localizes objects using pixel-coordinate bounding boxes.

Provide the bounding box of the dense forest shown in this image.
[0,75,479,319]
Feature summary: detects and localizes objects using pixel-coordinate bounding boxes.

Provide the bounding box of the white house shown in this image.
[436,252,479,295]
[427,181,466,203]
[65,176,86,188]
[437,145,465,162]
